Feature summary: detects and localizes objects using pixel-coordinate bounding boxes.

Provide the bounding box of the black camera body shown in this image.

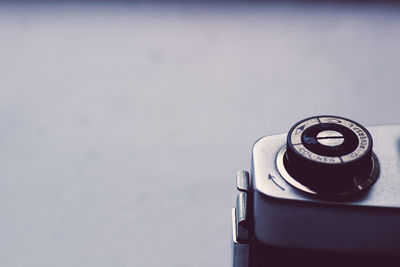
[232,116,400,266]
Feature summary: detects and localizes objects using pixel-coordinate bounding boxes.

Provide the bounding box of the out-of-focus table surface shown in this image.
[1,2,399,266]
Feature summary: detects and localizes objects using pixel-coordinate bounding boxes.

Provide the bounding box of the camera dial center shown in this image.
[316,130,344,146]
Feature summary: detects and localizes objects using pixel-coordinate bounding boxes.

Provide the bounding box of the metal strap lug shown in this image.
[236,170,249,192]
[236,192,248,242]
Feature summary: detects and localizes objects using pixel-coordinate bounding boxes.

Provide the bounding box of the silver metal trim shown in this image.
[231,208,249,267]
[236,192,248,242]
[232,208,238,244]
[276,145,380,196]
[236,192,247,224]
[236,170,249,192]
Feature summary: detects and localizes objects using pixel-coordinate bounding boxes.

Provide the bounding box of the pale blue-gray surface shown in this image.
[0,2,400,267]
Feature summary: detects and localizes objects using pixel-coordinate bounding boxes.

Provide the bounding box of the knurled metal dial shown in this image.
[280,115,378,195]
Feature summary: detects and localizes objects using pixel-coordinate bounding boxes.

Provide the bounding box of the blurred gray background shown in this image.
[1,2,400,267]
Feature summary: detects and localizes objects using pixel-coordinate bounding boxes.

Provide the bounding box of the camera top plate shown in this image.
[252,125,400,207]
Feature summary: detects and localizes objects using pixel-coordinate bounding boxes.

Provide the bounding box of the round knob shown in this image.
[283,115,376,195]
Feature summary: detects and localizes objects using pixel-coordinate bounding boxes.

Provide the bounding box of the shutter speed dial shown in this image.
[279,116,379,195]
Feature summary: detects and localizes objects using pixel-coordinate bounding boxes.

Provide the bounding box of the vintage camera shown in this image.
[231,115,400,267]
